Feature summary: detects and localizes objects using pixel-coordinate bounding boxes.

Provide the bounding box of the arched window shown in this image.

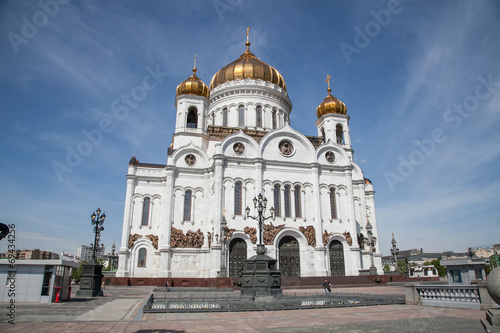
[138,248,147,267]
[239,105,245,126]
[184,190,192,221]
[329,187,337,219]
[272,109,277,129]
[223,108,228,127]
[141,197,150,226]
[284,185,291,217]
[294,185,301,218]
[273,184,281,217]
[187,107,198,128]
[336,124,344,144]
[321,128,326,141]
[256,105,262,128]
[234,181,242,215]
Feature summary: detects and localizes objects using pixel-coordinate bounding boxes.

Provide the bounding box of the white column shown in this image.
[255,160,263,194]
[301,188,306,221]
[336,190,341,220]
[192,192,196,224]
[243,183,247,220]
[344,170,358,247]
[159,168,174,277]
[281,187,286,218]
[213,157,224,238]
[229,184,235,218]
[311,165,323,247]
[117,171,135,277]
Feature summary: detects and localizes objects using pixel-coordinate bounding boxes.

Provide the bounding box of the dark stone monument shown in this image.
[76,261,104,297]
[240,244,282,297]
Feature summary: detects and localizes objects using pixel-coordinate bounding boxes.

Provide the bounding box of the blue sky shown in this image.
[1,0,499,258]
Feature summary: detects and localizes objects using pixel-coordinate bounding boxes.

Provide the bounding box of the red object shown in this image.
[54,287,61,303]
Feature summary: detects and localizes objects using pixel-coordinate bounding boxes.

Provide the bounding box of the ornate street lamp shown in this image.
[91,208,105,261]
[390,233,400,267]
[246,194,275,250]
[241,194,281,297]
[365,216,377,275]
[76,208,106,297]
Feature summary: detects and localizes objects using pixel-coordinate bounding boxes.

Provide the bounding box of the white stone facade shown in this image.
[117,54,382,278]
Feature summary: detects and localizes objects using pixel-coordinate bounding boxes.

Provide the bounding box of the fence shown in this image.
[143,290,405,313]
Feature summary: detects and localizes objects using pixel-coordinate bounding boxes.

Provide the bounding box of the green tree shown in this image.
[485,264,492,276]
[383,264,391,272]
[397,260,408,275]
[71,263,84,281]
[424,258,446,277]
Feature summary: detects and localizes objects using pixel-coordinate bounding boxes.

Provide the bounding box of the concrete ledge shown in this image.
[422,299,481,309]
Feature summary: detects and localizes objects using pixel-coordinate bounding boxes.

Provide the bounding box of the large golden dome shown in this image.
[176,67,210,98]
[316,86,347,118]
[209,41,287,92]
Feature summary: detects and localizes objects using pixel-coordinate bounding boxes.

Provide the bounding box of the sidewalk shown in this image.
[0,285,487,332]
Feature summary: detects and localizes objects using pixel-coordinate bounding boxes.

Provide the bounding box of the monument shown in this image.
[241,194,283,298]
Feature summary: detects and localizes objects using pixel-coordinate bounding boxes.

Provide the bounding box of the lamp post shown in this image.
[246,194,274,253]
[241,193,282,297]
[390,233,400,271]
[91,208,105,261]
[76,208,106,297]
[365,216,378,275]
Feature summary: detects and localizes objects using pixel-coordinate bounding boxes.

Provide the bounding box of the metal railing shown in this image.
[143,291,405,313]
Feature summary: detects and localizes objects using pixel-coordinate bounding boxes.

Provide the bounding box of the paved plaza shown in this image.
[0,285,488,332]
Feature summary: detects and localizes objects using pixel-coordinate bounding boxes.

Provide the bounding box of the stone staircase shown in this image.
[481,309,500,332]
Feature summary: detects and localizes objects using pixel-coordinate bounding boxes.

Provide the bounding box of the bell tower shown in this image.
[174,55,210,148]
[315,75,352,157]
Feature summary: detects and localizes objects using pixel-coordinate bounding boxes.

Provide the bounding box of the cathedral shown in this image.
[116,31,383,279]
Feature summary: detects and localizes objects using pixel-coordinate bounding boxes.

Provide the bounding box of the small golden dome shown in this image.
[316,76,347,118]
[176,67,209,98]
[209,41,287,92]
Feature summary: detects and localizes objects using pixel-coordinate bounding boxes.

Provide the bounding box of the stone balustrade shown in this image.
[406,283,486,309]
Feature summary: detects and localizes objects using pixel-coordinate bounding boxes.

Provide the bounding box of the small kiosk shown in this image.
[0,259,79,302]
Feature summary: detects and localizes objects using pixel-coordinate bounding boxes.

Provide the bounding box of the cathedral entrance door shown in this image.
[329,240,345,276]
[278,236,300,277]
[229,238,247,277]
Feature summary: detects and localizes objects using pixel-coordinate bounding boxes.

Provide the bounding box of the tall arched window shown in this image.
[294,185,301,218]
[256,105,262,127]
[321,128,326,141]
[273,184,281,217]
[329,187,337,219]
[223,108,228,127]
[239,105,245,126]
[272,109,277,129]
[187,107,198,128]
[234,181,242,215]
[138,248,147,267]
[336,124,344,144]
[141,197,150,226]
[184,190,192,221]
[284,185,291,217]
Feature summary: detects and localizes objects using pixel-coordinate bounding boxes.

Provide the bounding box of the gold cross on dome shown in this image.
[326,74,331,90]
[194,54,197,69]
[222,209,227,218]
[366,214,370,222]
[246,26,250,43]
